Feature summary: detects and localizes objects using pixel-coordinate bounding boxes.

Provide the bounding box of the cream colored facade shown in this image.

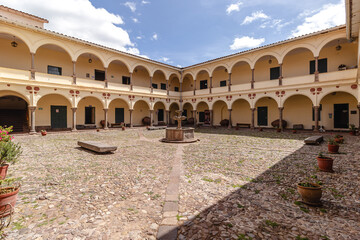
[0,4,359,133]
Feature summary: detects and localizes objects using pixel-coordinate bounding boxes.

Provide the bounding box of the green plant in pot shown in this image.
[317,152,334,172]
[349,124,356,135]
[327,139,339,154]
[0,178,20,218]
[334,134,344,144]
[297,182,322,206]
[0,127,21,180]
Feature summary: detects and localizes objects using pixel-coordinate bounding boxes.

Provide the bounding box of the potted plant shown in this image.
[41,130,47,136]
[317,152,334,172]
[328,139,339,154]
[121,122,125,131]
[292,129,297,134]
[0,178,20,218]
[297,182,322,206]
[0,126,13,142]
[334,134,344,144]
[0,141,22,180]
[349,124,356,135]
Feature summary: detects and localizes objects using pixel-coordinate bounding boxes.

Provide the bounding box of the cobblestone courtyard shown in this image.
[5,128,360,239]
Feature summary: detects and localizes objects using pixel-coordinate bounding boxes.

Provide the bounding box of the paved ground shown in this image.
[4,128,360,240]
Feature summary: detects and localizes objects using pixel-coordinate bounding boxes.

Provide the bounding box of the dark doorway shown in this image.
[115,108,124,123]
[85,107,95,124]
[199,112,205,122]
[204,110,210,124]
[158,109,164,122]
[0,96,28,132]
[257,107,268,126]
[334,104,349,128]
[51,106,67,129]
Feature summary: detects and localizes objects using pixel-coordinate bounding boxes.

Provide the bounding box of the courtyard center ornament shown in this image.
[173,110,187,129]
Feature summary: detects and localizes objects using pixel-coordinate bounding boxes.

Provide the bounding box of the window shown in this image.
[47,65,62,75]
[200,80,208,89]
[312,104,322,121]
[220,80,227,87]
[174,87,179,92]
[85,107,95,124]
[310,58,327,74]
[95,70,105,81]
[161,83,167,90]
[122,76,130,85]
[152,83,158,89]
[270,67,280,80]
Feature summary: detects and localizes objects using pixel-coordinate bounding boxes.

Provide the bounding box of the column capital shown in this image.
[71,107,78,111]
[129,109,134,112]
[228,109,232,111]
[278,107,284,110]
[103,108,109,112]
[28,106,36,111]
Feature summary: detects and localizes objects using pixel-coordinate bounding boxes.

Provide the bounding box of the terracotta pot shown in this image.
[350,131,355,136]
[0,186,20,218]
[0,165,9,180]
[122,127,125,131]
[235,127,239,130]
[334,137,344,144]
[292,130,297,134]
[317,156,334,172]
[41,132,47,136]
[328,144,339,153]
[297,183,322,206]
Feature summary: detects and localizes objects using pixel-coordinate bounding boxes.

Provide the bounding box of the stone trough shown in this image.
[161,127,198,143]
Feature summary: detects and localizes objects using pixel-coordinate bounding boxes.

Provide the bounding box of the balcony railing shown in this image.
[0,67,30,81]
[212,86,228,94]
[319,69,357,82]
[254,80,279,89]
[195,89,209,95]
[169,91,180,97]
[231,83,251,91]
[152,89,167,96]
[132,85,151,94]
[36,72,73,85]
[282,75,313,86]
[77,77,105,88]
[107,82,131,91]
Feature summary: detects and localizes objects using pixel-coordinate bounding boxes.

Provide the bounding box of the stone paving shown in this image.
[3,128,360,240]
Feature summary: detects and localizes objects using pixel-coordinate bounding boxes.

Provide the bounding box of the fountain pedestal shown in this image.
[162,127,197,143]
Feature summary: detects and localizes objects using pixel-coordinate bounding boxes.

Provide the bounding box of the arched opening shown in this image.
[212,100,228,126]
[108,98,130,127]
[212,66,228,88]
[35,44,73,78]
[154,102,166,125]
[152,70,167,91]
[182,74,193,92]
[133,65,150,88]
[255,97,278,127]
[0,93,29,132]
[182,102,194,125]
[282,48,314,78]
[76,53,105,81]
[254,55,279,82]
[133,100,150,126]
[0,33,30,71]
[231,61,252,85]
[169,102,180,125]
[107,60,130,85]
[196,102,210,124]
[283,95,313,129]
[169,75,180,92]
[77,96,104,128]
[36,94,72,131]
[196,70,210,91]
[319,38,357,73]
[319,92,358,130]
[231,99,251,127]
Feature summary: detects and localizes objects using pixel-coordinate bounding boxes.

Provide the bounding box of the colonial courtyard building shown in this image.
[0,3,359,133]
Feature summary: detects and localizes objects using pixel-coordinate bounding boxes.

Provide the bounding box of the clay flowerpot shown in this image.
[122,127,125,131]
[235,127,239,130]
[297,183,322,206]
[0,165,9,180]
[350,131,355,136]
[0,186,20,218]
[96,129,100,132]
[41,131,47,136]
[292,130,297,134]
[328,144,339,154]
[317,156,334,172]
[334,137,344,144]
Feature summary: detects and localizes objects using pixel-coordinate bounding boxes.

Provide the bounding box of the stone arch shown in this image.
[318,90,358,104]
[151,68,166,79]
[195,101,209,110]
[282,93,315,106]
[131,64,152,77]
[152,69,167,88]
[252,52,281,69]
[182,74,194,92]
[230,97,251,109]
[254,96,279,127]
[133,99,151,110]
[212,100,229,126]
[0,26,32,52]
[77,95,105,108]
[77,96,105,127]
[253,54,280,82]
[169,75,180,91]
[281,46,316,79]
[254,96,279,108]
[108,97,130,125]
[74,49,106,67]
[36,93,73,107]
[166,71,180,81]
[0,93,29,132]
[183,72,195,80]
[315,33,348,57]
[283,94,315,129]
[211,64,230,76]
[108,97,131,109]
[231,98,252,127]
[195,68,211,78]
[106,57,131,73]
[280,44,316,63]
[0,90,30,104]
[33,39,74,61]
[153,101,166,124]
[230,59,252,73]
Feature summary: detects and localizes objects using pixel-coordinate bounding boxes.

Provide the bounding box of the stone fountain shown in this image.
[161,110,198,143]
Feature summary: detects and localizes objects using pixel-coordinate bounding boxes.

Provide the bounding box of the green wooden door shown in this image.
[115,108,124,123]
[51,106,67,129]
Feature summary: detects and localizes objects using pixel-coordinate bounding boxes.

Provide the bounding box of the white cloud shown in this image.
[132,18,139,23]
[230,36,265,50]
[136,36,142,40]
[242,10,269,25]
[226,2,243,15]
[291,0,345,37]
[159,57,172,64]
[151,33,158,40]
[124,2,136,12]
[141,1,150,5]
[1,0,141,56]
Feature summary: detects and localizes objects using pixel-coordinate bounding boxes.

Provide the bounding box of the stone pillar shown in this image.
[166,80,169,95]
[72,61,76,84]
[71,107,77,132]
[251,68,255,89]
[29,106,36,134]
[251,108,255,129]
[228,73,232,92]
[228,109,232,129]
[30,53,35,80]
[210,110,213,127]
[314,56,319,82]
[358,105,360,129]
[150,77,153,93]
[279,107,284,131]
[314,106,319,131]
[150,110,154,127]
[279,63,283,86]
[103,109,109,130]
[166,110,170,126]
[130,72,133,91]
[129,109,133,128]
[209,77,212,94]
[193,79,196,95]
[104,68,108,88]
[192,110,197,128]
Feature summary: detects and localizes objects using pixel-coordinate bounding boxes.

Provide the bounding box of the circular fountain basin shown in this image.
[161,127,198,143]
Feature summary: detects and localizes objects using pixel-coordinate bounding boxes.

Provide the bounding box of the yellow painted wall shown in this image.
[169,77,180,91]
[255,97,278,127]
[36,46,73,76]
[319,42,358,72]
[182,77,193,91]
[196,71,209,89]
[169,103,179,124]
[231,62,252,85]
[212,101,228,125]
[231,99,251,126]
[133,67,150,88]
[0,38,30,71]
[254,57,279,82]
[36,94,72,128]
[133,100,149,125]
[77,97,104,127]
[108,99,130,124]
[196,102,209,123]
[283,49,314,78]
[212,68,228,88]
[153,71,166,88]
[77,55,104,80]
[320,92,358,129]
[283,95,313,129]
[183,103,193,119]
[107,62,130,84]
[154,102,166,124]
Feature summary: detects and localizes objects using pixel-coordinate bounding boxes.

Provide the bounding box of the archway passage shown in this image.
[154,102,166,125]
[182,102,194,125]
[231,99,251,127]
[133,100,150,126]
[0,33,30,71]
[169,103,180,125]
[283,95,313,129]
[196,102,210,124]
[0,95,28,132]
[77,97,104,129]
[255,97,278,127]
[212,100,228,126]
[108,99,130,126]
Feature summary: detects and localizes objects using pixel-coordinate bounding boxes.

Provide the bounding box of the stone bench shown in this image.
[78,141,117,153]
[236,123,251,128]
[304,136,323,145]
[147,126,167,130]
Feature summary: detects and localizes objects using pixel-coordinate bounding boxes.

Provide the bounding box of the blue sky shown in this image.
[1,0,345,67]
